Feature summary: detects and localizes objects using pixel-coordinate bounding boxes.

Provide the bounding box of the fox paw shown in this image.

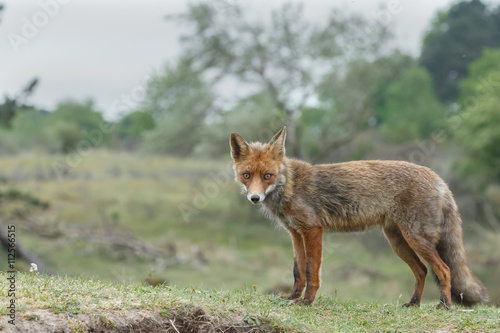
[291,298,313,306]
[280,294,297,300]
[402,302,420,308]
[436,303,451,310]
[282,292,303,301]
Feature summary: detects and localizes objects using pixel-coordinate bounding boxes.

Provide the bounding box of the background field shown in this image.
[1,151,498,306]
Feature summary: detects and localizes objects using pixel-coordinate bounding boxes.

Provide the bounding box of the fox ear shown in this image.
[268,126,286,160]
[269,126,287,146]
[230,132,250,161]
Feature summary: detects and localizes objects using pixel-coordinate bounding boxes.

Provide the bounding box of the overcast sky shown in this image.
[0,0,478,119]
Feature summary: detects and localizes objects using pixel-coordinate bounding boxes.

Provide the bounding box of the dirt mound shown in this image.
[5,308,268,332]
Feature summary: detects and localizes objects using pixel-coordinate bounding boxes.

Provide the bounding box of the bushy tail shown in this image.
[436,193,489,306]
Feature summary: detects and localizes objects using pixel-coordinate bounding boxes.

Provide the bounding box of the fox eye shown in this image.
[264,173,272,180]
[242,173,251,179]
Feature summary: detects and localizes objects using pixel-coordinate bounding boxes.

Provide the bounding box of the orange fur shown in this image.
[230,127,488,307]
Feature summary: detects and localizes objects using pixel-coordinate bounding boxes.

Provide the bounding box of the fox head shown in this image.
[230,127,287,204]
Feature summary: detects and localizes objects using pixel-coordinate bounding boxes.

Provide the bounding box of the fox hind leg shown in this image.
[401,228,452,309]
[384,226,428,307]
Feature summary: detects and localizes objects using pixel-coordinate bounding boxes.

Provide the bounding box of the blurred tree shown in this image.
[116,111,155,150]
[194,90,286,157]
[7,107,50,150]
[117,111,155,140]
[170,2,391,158]
[453,49,500,184]
[458,48,500,109]
[420,0,500,103]
[48,99,104,130]
[0,5,40,129]
[141,58,216,156]
[0,78,39,128]
[375,66,446,142]
[46,99,107,153]
[53,122,82,153]
[0,98,17,128]
[301,51,414,161]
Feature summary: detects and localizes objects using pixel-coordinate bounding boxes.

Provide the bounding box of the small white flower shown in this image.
[29,263,38,272]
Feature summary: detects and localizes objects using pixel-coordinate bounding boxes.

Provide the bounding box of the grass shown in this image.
[0,272,499,332]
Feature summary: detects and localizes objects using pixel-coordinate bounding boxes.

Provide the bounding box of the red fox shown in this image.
[230,126,488,308]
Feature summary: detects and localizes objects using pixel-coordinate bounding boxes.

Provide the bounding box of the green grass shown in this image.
[0,273,499,332]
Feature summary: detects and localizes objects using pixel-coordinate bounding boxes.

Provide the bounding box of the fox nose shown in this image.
[250,195,260,203]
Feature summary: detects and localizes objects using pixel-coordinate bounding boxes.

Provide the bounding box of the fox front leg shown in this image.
[291,226,323,305]
[288,229,306,300]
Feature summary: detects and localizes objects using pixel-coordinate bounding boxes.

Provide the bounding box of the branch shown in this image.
[314,99,369,162]
[482,200,500,231]
[0,223,53,274]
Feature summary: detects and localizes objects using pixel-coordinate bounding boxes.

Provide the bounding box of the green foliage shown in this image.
[420,0,500,103]
[53,122,83,153]
[2,107,51,151]
[117,111,155,139]
[141,58,216,156]
[116,111,155,149]
[194,90,287,157]
[45,99,108,153]
[0,99,109,154]
[0,97,17,129]
[48,99,104,132]
[299,51,414,160]
[0,78,39,128]
[454,49,500,184]
[375,66,446,142]
[458,48,500,109]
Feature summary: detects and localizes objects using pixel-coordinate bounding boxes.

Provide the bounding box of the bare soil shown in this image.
[3,308,270,333]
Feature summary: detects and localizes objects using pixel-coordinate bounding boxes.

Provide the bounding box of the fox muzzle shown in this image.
[247,193,265,204]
